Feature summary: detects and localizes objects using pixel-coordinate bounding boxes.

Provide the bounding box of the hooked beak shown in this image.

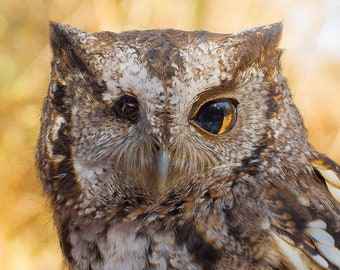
[155,148,171,193]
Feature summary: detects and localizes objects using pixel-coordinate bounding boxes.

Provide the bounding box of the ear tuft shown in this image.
[257,22,283,49]
[48,22,95,57]
[237,22,283,71]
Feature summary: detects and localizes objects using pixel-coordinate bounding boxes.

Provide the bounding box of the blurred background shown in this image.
[0,0,339,269]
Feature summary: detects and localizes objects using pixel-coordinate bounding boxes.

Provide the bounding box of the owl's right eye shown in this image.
[110,95,140,123]
[191,98,238,135]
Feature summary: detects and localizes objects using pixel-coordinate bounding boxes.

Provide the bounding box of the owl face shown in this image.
[39,23,310,216]
[37,23,340,270]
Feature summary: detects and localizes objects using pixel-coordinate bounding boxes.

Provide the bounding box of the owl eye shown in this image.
[111,95,140,123]
[191,99,237,135]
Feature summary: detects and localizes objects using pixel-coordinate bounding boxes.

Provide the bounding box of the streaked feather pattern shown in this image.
[36,22,340,269]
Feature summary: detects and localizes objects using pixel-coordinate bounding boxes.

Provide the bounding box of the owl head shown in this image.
[37,22,313,218]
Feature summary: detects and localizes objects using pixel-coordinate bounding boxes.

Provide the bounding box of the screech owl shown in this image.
[36,22,340,270]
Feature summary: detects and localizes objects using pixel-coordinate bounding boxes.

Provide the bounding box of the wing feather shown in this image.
[266,166,340,270]
[312,158,340,203]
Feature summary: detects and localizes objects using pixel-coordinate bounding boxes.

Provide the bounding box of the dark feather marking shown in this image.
[60,216,74,264]
[175,224,221,268]
[90,243,104,264]
[313,167,327,188]
[240,144,268,176]
[232,132,274,176]
[266,95,280,119]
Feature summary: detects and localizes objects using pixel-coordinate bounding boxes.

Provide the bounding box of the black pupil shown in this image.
[194,101,232,134]
[111,95,140,123]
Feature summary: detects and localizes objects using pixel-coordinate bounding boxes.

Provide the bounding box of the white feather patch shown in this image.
[305,227,335,246]
[314,241,340,268]
[318,169,340,188]
[305,219,340,269]
[310,254,329,269]
[272,234,309,270]
[314,166,340,203]
[326,184,340,203]
[307,220,327,230]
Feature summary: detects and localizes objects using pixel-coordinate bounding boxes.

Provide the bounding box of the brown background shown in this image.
[0,0,339,269]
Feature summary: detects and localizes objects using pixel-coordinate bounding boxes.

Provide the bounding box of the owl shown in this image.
[36,22,340,270]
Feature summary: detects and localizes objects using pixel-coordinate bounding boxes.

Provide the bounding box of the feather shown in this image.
[312,159,340,203]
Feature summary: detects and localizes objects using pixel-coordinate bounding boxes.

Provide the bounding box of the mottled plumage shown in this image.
[36,22,340,269]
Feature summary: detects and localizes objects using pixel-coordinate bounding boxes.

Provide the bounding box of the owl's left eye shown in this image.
[191,99,238,135]
[111,95,140,123]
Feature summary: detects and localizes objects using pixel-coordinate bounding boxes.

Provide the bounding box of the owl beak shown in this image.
[155,148,171,193]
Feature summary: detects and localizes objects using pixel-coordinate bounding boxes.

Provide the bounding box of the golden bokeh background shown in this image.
[0,0,339,269]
